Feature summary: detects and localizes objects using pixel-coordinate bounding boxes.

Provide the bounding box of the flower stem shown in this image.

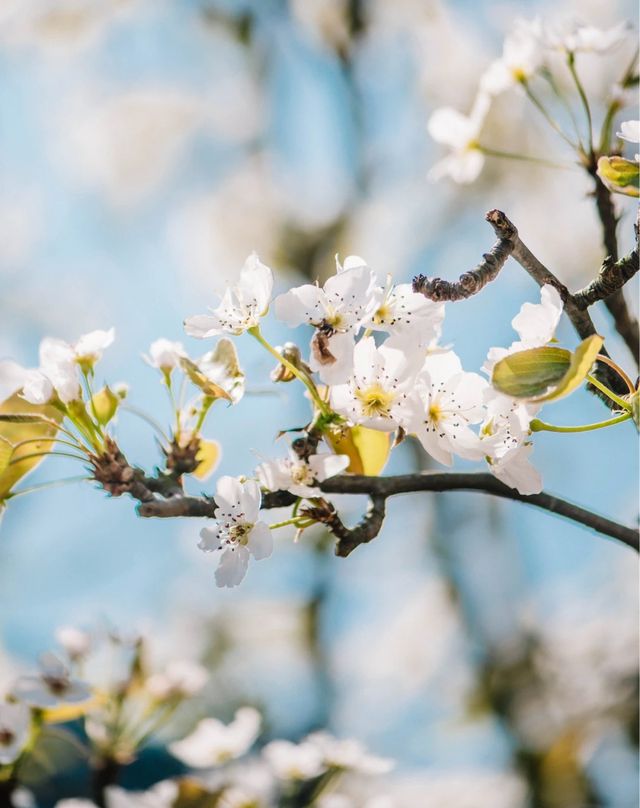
[8,476,89,498]
[193,396,214,435]
[586,374,632,411]
[530,412,631,433]
[8,450,88,466]
[478,145,572,170]
[268,516,315,530]
[567,52,593,152]
[541,67,584,149]
[521,80,579,149]
[10,436,87,454]
[248,327,329,415]
[120,404,170,442]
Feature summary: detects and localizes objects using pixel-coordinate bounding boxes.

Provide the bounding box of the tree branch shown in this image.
[484,209,629,399]
[589,165,639,363]
[412,208,632,401]
[413,225,514,301]
[135,472,639,553]
[573,237,639,311]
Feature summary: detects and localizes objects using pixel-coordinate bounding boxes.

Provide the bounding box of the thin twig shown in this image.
[573,241,639,311]
[412,226,514,301]
[484,209,630,400]
[588,166,639,363]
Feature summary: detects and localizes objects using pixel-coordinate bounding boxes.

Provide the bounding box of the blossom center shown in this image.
[44,674,71,695]
[324,308,345,329]
[0,729,14,747]
[428,401,443,424]
[228,522,252,545]
[290,464,314,486]
[373,303,391,324]
[355,384,395,418]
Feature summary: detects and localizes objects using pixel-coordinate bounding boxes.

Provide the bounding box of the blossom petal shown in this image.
[184,314,223,339]
[214,546,249,588]
[247,521,273,560]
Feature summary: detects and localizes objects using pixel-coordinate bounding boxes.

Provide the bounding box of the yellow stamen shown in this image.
[356,385,395,418]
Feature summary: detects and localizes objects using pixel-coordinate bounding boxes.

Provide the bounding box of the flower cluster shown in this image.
[426,17,636,184]
[0,626,394,808]
[179,247,622,586]
[2,239,630,590]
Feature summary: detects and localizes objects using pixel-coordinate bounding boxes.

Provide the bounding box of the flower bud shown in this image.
[271,343,312,383]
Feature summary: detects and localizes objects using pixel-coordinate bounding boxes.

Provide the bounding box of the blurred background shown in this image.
[0,0,638,805]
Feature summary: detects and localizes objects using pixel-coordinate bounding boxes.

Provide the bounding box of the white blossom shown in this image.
[552,21,632,53]
[402,351,487,466]
[481,391,542,495]
[330,336,421,432]
[198,477,272,588]
[618,120,640,163]
[106,781,179,808]
[489,443,542,495]
[306,731,395,775]
[0,360,30,402]
[484,284,563,374]
[55,626,91,662]
[169,706,261,767]
[7,329,114,406]
[274,258,378,384]
[196,338,246,404]
[618,120,640,144]
[427,93,490,184]
[480,18,546,95]
[0,702,30,765]
[34,339,80,404]
[72,329,115,370]
[185,252,273,337]
[146,660,208,701]
[367,279,444,345]
[11,653,92,709]
[256,450,349,497]
[20,369,55,406]
[143,339,186,372]
[263,738,327,781]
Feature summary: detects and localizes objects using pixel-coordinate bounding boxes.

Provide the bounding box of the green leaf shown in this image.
[192,439,221,480]
[491,346,571,398]
[327,425,390,475]
[0,394,63,502]
[534,335,604,402]
[491,337,604,402]
[91,386,119,426]
[0,413,57,424]
[0,437,13,475]
[597,156,639,198]
[629,389,639,431]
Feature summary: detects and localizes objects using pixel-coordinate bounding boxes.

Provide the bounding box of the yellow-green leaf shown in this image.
[327,425,390,475]
[91,386,119,425]
[534,335,603,402]
[492,338,604,402]
[192,439,221,480]
[0,437,13,475]
[0,394,63,501]
[597,156,639,198]
[492,346,571,399]
[179,357,232,402]
[628,389,639,431]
